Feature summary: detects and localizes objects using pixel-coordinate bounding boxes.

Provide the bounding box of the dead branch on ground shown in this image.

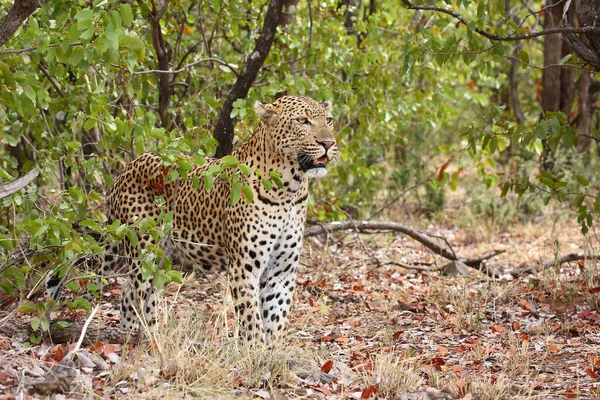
[304,220,504,272]
[509,253,600,276]
[0,318,138,345]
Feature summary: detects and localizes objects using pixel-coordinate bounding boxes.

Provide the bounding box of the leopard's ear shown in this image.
[254,101,278,122]
[320,101,333,112]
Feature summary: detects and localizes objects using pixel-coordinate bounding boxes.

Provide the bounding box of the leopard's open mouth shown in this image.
[298,154,329,172]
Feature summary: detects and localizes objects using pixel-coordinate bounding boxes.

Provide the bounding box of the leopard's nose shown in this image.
[318,141,335,150]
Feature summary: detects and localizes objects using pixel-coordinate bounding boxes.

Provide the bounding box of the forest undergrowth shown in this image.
[1,189,599,400]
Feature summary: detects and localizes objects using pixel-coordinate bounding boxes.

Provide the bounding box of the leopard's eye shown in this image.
[297,117,311,125]
[326,117,334,124]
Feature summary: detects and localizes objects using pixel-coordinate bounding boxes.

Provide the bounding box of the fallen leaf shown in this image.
[491,325,505,333]
[437,345,448,356]
[517,299,533,311]
[586,368,596,379]
[360,385,378,399]
[512,321,520,331]
[548,343,559,353]
[321,360,333,374]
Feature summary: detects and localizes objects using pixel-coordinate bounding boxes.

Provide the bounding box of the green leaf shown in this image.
[203,174,213,193]
[239,163,250,176]
[221,155,238,168]
[66,281,80,292]
[167,270,182,283]
[75,9,94,22]
[31,317,40,331]
[261,178,272,190]
[19,300,38,314]
[269,171,284,188]
[40,317,50,331]
[72,297,91,312]
[24,85,36,102]
[0,234,14,251]
[120,3,133,27]
[231,181,242,205]
[242,184,254,204]
[56,321,72,329]
[577,175,590,186]
[80,26,96,41]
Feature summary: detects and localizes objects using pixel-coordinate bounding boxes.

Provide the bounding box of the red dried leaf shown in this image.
[512,321,521,331]
[491,325,505,333]
[361,385,378,399]
[517,299,532,311]
[321,360,334,374]
[586,368,596,379]
[308,297,315,307]
[53,344,65,362]
[589,286,600,294]
[437,345,448,356]
[321,335,333,343]
[548,343,559,353]
[155,175,164,191]
[428,357,446,370]
[90,341,104,354]
[563,392,579,399]
[335,337,350,344]
[437,161,450,182]
[392,331,402,340]
[103,343,117,355]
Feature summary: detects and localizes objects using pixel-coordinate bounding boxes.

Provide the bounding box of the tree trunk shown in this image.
[0,0,40,47]
[541,0,564,171]
[577,72,593,151]
[213,0,286,158]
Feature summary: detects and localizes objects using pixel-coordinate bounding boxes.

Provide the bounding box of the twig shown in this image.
[368,260,443,273]
[35,61,65,97]
[64,303,100,357]
[0,42,83,56]
[133,57,238,76]
[401,0,600,41]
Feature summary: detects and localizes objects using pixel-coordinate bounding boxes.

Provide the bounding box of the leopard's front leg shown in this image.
[229,243,266,344]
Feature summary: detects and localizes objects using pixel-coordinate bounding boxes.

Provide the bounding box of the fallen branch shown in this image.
[0,318,137,345]
[510,253,600,276]
[0,167,39,199]
[304,220,504,271]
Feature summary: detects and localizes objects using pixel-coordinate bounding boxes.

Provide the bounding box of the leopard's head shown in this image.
[255,95,338,178]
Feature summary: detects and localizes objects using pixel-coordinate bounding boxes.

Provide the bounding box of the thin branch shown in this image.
[64,304,100,357]
[36,61,65,98]
[133,57,238,76]
[510,253,600,276]
[368,260,443,273]
[0,167,39,199]
[0,42,82,56]
[401,0,600,41]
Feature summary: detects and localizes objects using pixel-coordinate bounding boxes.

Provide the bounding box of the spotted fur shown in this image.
[104,96,337,344]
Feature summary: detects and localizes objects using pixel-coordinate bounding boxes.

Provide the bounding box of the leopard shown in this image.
[102,95,337,345]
